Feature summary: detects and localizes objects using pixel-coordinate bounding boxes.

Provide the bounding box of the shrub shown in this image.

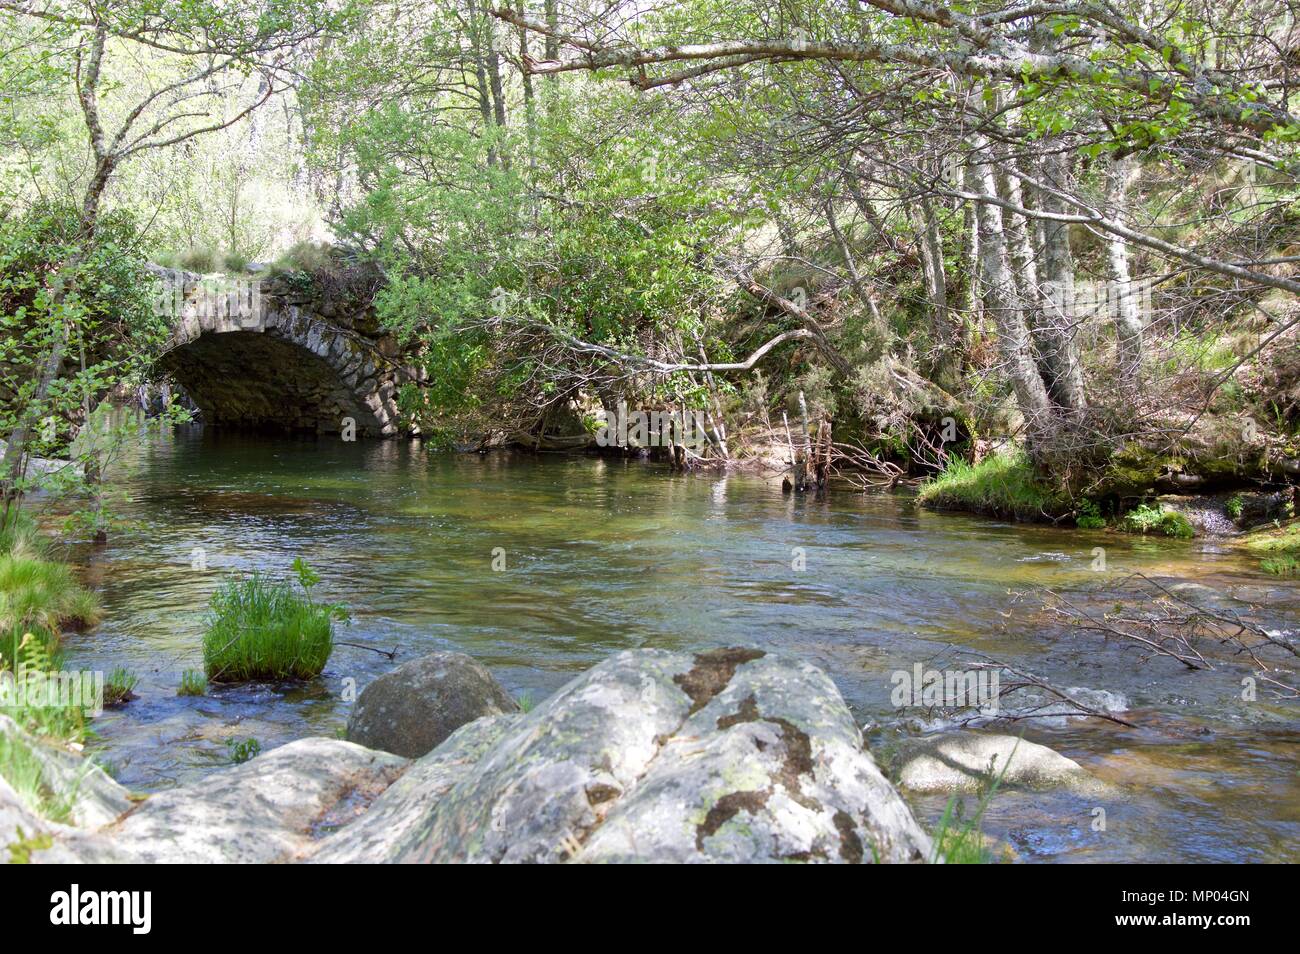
[174,246,219,273]
[1075,498,1106,529]
[271,240,333,275]
[1119,504,1195,539]
[202,560,343,682]
[177,669,207,696]
[917,450,1063,522]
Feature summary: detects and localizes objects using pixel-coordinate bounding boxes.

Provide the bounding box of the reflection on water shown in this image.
[55,427,1300,862]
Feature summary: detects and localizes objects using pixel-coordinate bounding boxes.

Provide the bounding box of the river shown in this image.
[59,426,1299,862]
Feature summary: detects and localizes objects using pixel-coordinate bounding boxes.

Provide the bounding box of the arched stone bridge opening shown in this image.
[151,267,412,438]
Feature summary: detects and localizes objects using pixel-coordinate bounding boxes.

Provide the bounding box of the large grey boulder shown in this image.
[14,648,933,863]
[309,713,519,863]
[896,732,1104,794]
[345,651,518,758]
[314,647,931,863]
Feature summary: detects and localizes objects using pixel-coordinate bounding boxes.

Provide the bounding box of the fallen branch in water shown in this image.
[1044,573,1298,698]
[879,650,1137,730]
[335,641,399,660]
[829,438,912,490]
[959,656,1138,728]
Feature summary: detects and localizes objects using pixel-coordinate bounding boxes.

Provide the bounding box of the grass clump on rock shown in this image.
[917,450,1063,522]
[202,559,344,683]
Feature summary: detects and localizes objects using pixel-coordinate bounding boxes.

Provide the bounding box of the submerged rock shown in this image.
[896,732,1104,795]
[345,650,518,758]
[9,648,934,863]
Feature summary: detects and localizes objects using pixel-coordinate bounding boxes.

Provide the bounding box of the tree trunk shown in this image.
[909,194,956,388]
[1103,155,1145,377]
[962,199,982,336]
[1034,149,1088,414]
[965,141,1056,455]
[999,166,1039,298]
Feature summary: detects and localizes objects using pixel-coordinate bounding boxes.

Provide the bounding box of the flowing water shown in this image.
[55,427,1300,862]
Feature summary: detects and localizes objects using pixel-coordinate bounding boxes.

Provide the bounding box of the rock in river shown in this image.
[345,650,518,758]
[896,732,1105,794]
[7,648,934,863]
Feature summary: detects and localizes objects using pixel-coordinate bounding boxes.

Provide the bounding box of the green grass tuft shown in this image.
[1241,520,1300,577]
[927,740,1015,864]
[1261,554,1299,576]
[1243,521,1300,555]
[103,667,138,707]
[917,450,1063,522]
[177,669,207,696]
[0,514,99,744]
[202,564,341,683]
[0,729,74,823]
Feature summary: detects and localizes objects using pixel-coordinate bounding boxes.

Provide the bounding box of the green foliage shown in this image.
[1226,495,1245,521]
[0,509,45,558]
[0,548,101,641]
[0,202,168,519]
[1075,498,1106,529]
[1164,330,1238,375]
[917,451,1064,522]
[1244,521,1300,575]
[270,241,335,275]
[1119,504,1196,538]
[1261,553,1299,576]
[227,737,261,764]
[202,562,343,682]
[177,669,207,697]
[308,70,730,437]
[166,246,220,273]
[103,668,138,707]
[0,730,73,823]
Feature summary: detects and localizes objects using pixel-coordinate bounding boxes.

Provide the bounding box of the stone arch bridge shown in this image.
[151,266,415,438]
